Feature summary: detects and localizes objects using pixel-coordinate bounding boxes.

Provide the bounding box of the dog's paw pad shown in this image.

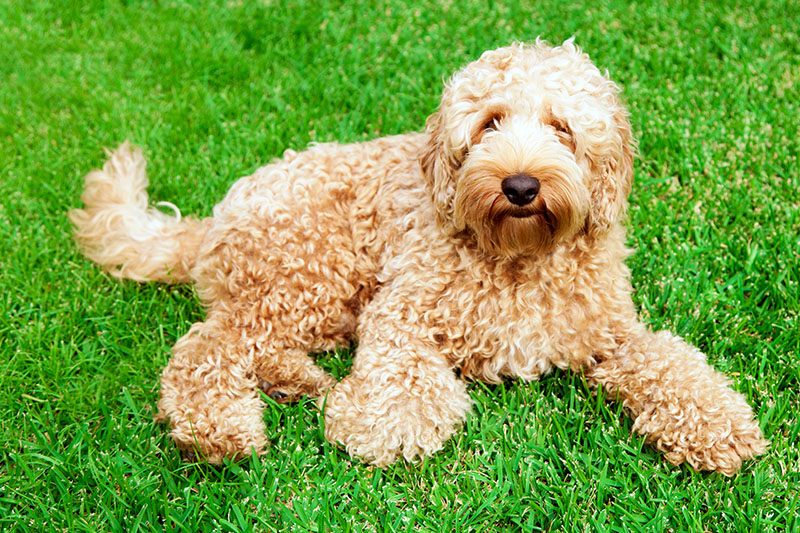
[181,449,198,463]
[257,379,291,402]
[269,390,288,401]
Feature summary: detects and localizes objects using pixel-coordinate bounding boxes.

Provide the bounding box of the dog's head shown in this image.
[421,40,634,258]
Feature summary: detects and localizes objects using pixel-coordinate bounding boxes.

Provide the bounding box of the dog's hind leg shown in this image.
[253,345,338,403]
[157,268,358,461]
[156,314,268,463]
[186,197,369,402]
[240,287,350,402]
[156,298,342,462]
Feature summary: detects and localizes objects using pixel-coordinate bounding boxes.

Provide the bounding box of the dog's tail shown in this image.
[68,142,210,283]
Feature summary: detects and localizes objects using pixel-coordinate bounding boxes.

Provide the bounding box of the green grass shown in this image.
[1,0,799,531]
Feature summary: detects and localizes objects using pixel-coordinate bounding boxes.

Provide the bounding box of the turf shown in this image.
[1,0,799,531]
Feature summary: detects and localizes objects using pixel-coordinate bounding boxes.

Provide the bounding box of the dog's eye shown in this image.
[550,119,571,136]
[550,119,575,151]
[482,115,501,132]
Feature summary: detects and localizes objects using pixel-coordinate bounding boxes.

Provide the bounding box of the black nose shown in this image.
[501,174,540,206]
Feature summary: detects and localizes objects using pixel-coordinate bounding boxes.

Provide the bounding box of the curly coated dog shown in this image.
[70,40,767,475]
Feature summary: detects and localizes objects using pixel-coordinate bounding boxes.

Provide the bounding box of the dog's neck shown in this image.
[449,223,629,280]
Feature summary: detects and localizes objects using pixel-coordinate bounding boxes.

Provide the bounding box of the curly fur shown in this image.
[69,40,767,475]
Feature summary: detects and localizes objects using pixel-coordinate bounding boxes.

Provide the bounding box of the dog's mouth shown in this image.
[488,201,552,228]
[503,203,556,234]
[507,197,552,221]
[508,208,544,219]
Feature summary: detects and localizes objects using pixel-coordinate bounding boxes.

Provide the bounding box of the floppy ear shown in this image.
[589,105,635,232]
[420,111,462,233]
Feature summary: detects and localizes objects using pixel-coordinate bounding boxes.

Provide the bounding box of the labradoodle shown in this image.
[69,40,767,475]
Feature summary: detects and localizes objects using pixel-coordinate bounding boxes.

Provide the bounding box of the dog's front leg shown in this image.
[588,329,767,475]
[322,291,470,466]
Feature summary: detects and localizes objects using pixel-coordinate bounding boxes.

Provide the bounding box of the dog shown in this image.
[69,40,767,475]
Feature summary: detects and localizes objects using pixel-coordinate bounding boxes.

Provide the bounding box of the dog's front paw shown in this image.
[640,408,768,476]
[322,373,471,466]
[675,422,767,476]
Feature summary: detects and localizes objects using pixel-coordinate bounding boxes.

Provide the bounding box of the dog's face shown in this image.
[421,41,634,258]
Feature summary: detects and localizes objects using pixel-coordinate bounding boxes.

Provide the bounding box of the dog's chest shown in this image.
[439,266,590,383]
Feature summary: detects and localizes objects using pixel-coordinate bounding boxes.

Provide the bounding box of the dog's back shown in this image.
[70,133,428,289]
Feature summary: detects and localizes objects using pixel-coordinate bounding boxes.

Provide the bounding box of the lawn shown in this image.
[1,0,799,531]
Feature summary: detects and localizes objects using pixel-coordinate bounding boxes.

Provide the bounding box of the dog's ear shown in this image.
[420,111,462,233]
[589,104,635,232]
